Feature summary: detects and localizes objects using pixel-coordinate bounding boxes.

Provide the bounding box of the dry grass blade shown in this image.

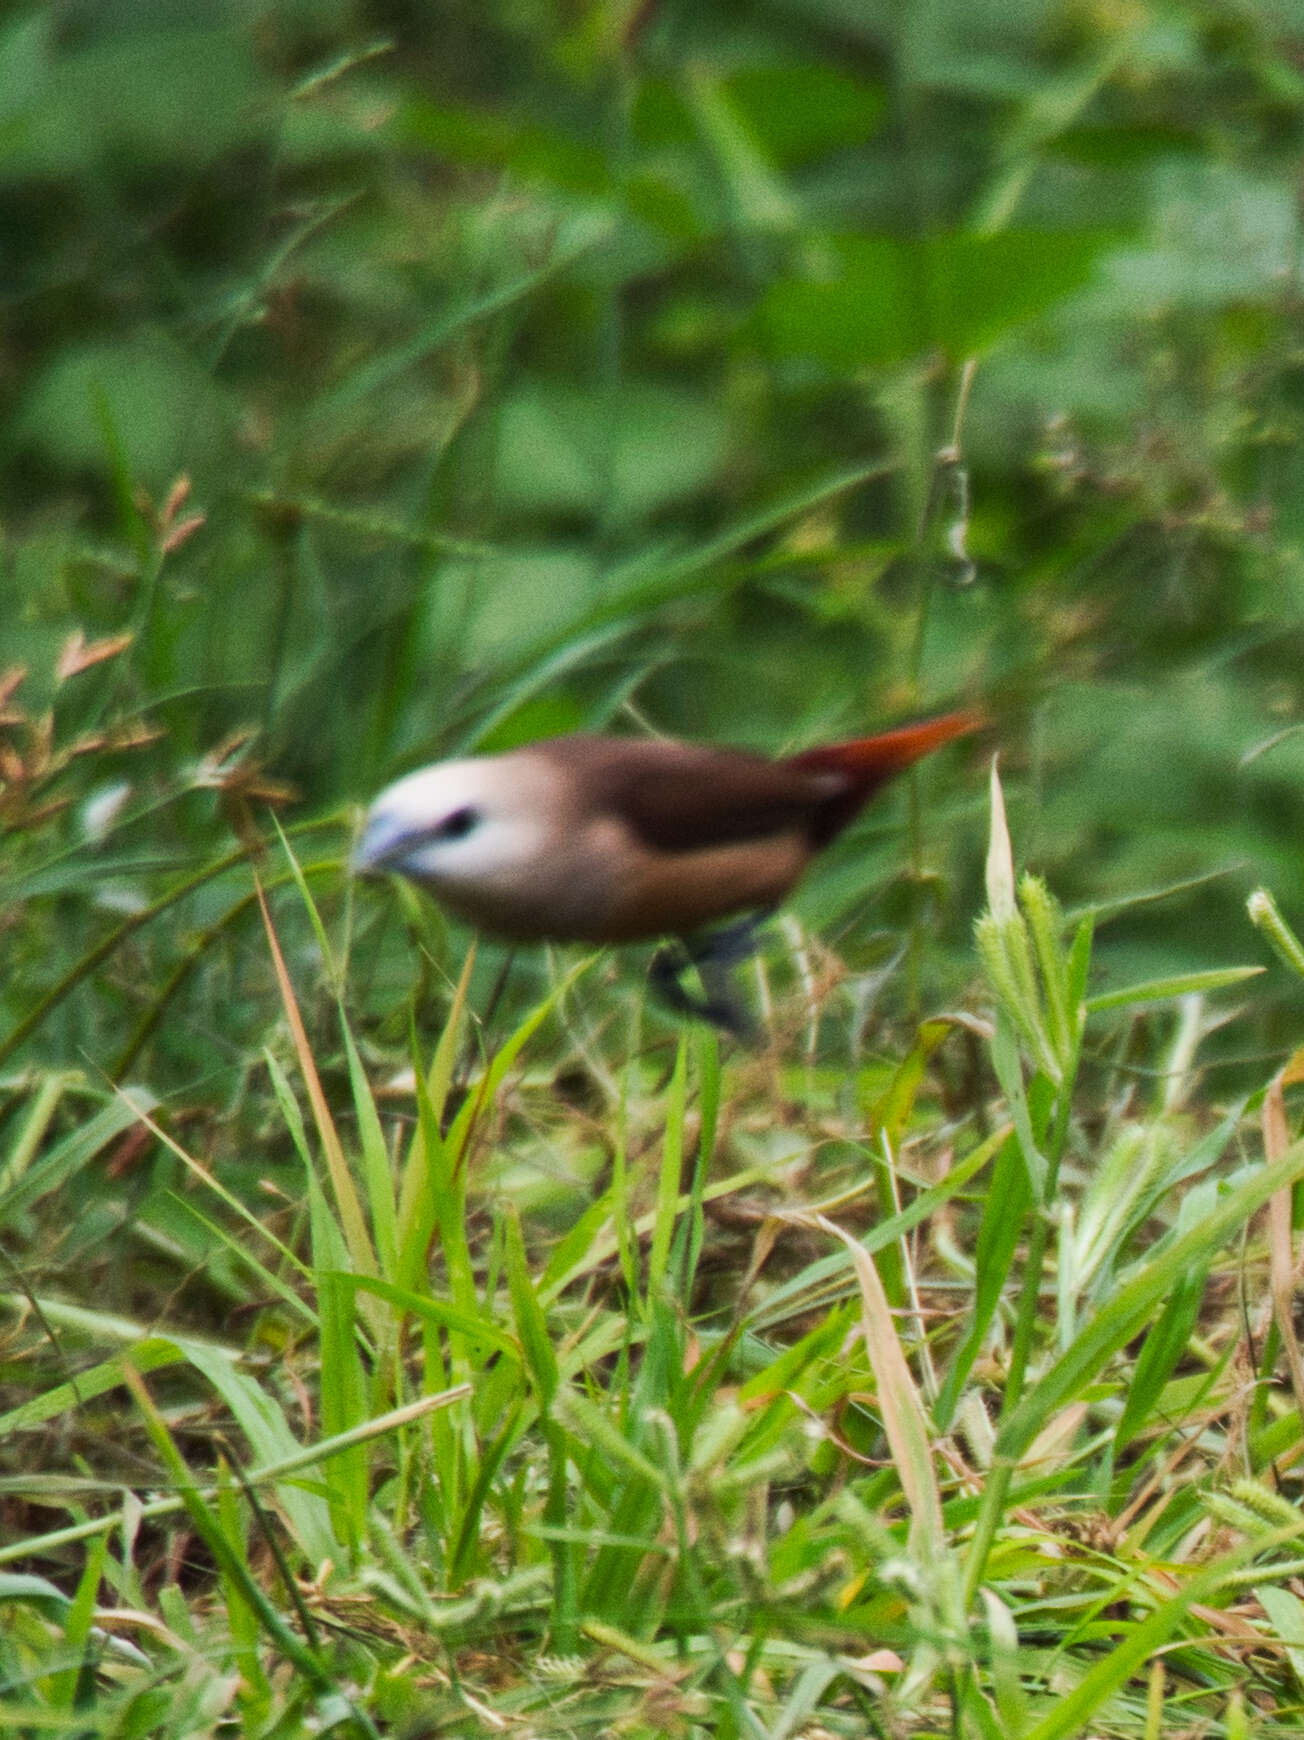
[1263,1045,1304,1440]
[798,1210,944,1562]
[254,867,376,1280]
[55,630,133,682]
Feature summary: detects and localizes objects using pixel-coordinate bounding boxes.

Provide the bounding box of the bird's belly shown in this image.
[429,824,810,945]
[432,873,613,943]
[596,832,810,942]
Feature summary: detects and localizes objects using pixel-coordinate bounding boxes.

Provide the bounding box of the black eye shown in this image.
[437,805,480,841]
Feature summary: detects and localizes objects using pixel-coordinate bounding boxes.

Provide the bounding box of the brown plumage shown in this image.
[356,711,977,945]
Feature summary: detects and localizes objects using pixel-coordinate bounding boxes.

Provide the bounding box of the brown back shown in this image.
[536,712,976,854]
[534,735,836,851]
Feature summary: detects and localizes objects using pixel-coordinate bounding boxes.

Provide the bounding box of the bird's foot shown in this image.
[648,913,771,1041]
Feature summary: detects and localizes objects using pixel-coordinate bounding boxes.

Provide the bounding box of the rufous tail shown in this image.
[789,709,981,845]
[790,710,981,780]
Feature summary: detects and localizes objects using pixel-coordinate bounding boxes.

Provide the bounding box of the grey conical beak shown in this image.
[352,805,413,876]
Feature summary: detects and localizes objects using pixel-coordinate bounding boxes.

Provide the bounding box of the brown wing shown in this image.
[533,735,841,852]
[534,714,977,855]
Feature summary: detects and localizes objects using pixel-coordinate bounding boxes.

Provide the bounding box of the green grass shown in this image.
[8,0,1304,1732]
[4,777,1304,1736]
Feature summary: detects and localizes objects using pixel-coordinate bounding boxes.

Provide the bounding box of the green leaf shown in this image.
[1019,1530,1292,1740]
[989,1012,1048,1197]
[648,1035,688,1299]
[724,63,885,166]
[1112,1266,1207,1453]
[761,230,1115,368]
[1247,887,1304,982]
[505,1207,558,1411]
[1000,1140,1304,1464]
[1085,966,1264,1012]
[1255,1583,1304,1688]
[0,1089,157,1224]
[936,1130,1032,1430]
[493,379,730,523]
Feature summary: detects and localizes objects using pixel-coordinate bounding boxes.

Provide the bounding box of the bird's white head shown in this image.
[354,755,556,898]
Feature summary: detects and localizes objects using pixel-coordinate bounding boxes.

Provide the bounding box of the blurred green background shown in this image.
[5,0,1304,1080]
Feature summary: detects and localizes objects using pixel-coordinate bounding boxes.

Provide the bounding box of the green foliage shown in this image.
[2,760,1304,1734]
[5,0,1304,1080]
[8,0,1304,1733]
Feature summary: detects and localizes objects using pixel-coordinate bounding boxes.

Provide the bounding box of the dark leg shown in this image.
[649,942,748,1035]
[690,911,768,968]
[647,912,771,1040]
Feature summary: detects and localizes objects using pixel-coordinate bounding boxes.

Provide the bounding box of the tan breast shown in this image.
[434,820,809,944]
[566,818,812,942]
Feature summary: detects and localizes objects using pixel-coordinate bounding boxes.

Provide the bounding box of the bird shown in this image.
[355,711,977,1032]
